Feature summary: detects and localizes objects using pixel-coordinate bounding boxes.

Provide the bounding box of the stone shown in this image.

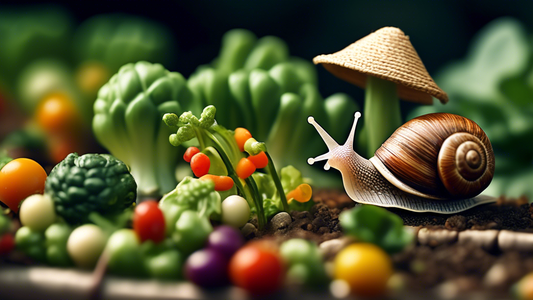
[270,212,292,231]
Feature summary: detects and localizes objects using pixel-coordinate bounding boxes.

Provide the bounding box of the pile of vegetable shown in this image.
[408,17,533,200]
[0,88,416,297]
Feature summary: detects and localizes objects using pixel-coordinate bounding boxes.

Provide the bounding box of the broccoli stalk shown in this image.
[93,61,200,196]
[163,106,289,230]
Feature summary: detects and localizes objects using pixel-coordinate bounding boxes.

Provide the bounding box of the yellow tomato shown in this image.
[517,273,533,300]
[334,243,393,297]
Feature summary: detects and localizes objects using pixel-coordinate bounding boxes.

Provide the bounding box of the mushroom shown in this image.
[313,27,448,156]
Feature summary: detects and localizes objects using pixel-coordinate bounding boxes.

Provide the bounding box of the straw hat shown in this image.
[313,27,448,104]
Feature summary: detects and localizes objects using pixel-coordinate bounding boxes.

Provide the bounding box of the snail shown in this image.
[307,112,496,213]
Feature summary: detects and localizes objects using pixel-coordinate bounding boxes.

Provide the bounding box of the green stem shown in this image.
[244,176,266,230]
[203,131,266,229]
[364,76,402,156]
[264,152,289,212]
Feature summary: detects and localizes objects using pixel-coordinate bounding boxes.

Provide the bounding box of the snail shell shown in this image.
[374,113,495,199]
[307,112,496,213]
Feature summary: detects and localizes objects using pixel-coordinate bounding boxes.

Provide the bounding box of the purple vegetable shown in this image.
[206,225,245,259]
[184,248,228,287]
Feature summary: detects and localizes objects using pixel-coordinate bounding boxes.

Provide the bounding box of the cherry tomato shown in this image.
[183,147,201,163]
[133,200,166,243]
[36,92,81,136]
[334,243,392,297]
[248,151,268,169]
[234,128,252,152]
[0,233,15,256]
[229,242,284,295]
[236,158,256,179]
[0,158,47,213]
[190,153,210,177]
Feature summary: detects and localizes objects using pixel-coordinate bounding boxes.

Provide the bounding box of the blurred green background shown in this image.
[0,0,532,199]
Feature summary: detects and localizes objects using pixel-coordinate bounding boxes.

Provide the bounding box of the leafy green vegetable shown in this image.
[339,205,413,254]
[252,165,311,219]
[188,29,360,187]
[93,61,201,196]
[408,18,533,200]
[158,176,221,235]
[45,153,137,224]
[74,14,176,75]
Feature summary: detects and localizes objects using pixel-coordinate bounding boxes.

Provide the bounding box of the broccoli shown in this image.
[44,153,137,224]
[93,61,201,196]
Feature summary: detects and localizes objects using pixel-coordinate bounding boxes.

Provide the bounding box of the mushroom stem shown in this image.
[364,76,401,155]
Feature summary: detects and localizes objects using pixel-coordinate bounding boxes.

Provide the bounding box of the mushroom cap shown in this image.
[313,27,448,104]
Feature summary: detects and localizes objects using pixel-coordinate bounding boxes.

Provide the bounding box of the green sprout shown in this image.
[163,105,290,230]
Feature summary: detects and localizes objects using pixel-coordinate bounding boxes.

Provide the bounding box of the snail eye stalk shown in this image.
[307,112,361,171]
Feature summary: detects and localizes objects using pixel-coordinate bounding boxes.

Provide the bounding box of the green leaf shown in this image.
[339,205,413,254]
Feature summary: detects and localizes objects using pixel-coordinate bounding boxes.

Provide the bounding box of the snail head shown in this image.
[307,112,361,171]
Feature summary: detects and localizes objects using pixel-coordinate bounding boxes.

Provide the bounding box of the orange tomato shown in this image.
[234,128,252,152]
[36,93,81,135]
[0,158,47,213]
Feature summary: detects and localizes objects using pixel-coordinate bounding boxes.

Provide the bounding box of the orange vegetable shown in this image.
[36,93,81,135]
[286,184,313,203]
[0,158,47,213]
[200,174,234,191]
[236,158,256,179]
[234,128,252,152]
[248,151,268,169]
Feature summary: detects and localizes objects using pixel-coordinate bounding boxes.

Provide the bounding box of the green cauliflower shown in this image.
[158,176,221,236]
[93,61,201,196]
[45,153,137,224]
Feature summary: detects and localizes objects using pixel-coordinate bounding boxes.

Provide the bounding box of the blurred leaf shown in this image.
[437,18,529,103]
[339,205,413,254]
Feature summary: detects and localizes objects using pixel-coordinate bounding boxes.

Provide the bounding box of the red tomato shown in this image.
[183,147,201,163]
[190,153,210,177]
[0,233,14,256]
[133,200,166,243]
[229,243,284,295]
[0,158,47,213]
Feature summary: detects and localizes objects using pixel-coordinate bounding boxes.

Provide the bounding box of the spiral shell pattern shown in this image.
[375,113,495,199]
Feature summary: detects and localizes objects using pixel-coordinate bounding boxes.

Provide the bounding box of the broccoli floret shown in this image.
[45,153,137,224]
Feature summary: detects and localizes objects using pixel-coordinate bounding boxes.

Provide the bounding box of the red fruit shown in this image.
[190,153,210,177]
[133,200,166,243]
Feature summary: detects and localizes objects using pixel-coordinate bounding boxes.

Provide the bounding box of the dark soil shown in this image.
[254,189,533,294]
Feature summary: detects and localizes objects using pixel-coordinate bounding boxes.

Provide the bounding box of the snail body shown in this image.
[308,112,496,213]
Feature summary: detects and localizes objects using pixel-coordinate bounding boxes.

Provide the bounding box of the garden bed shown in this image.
[1,189,531,300]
